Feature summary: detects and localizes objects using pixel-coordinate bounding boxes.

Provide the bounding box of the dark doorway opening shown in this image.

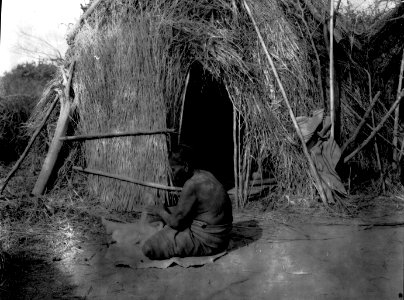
[179,63,234,190]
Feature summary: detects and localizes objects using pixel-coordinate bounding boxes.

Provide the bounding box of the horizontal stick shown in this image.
[61,129,177,142]
[73,166,182,192]
[344,89,404,163]
[251,178,276,186]
[73,167,258,197]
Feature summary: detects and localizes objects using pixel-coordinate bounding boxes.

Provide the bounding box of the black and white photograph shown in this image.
[0,0,403,299]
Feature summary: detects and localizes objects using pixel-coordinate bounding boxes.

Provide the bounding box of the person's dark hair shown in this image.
[169,144,194,169]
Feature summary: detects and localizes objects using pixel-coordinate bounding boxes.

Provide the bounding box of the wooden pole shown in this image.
[344,90,404,163]
[73,166,182,192]
[393,49,404,169]
[32,62,75,195]
[74,167,240,197]
[237,108,242,207]
[243,0,330,206]
[0,96,59,194]
[341,91,381,152]
[365,70,384,193]
[399,137,404,162]
[329,0,335,140]
[233,105,239,208]
[243,144,251,206]
[378,100,404,131]
[66,0,105,44]
[178,71,190,145]
[372,111,385,193]
[60,129,176,142]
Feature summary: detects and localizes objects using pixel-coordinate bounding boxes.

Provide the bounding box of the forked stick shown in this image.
[32,62,75,195]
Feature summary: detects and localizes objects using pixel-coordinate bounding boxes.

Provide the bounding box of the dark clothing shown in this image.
[142,220,232,259]
[142,170,233,260]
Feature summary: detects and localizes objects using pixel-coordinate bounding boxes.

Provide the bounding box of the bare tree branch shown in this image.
[13,29,64,65]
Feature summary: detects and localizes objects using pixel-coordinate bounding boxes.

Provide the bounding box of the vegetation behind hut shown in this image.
[0,62,57,165]
[0,95,35,163]
[0,62,57,99]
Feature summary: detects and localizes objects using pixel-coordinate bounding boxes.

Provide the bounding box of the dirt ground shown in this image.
[1,199,403,300]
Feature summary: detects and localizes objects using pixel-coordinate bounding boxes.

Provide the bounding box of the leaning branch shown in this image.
[73,166,182,192]
[342,101,404,156]
[341,91,381,152]
[178,71,190,145]
[344,89,404,163]
[393,49,404,167]
[0,96,59,194]
[60,129,176,142]
[32,62,76,195]
[243,0,330,206]
[329,0,335,140]
[66,0,105,44]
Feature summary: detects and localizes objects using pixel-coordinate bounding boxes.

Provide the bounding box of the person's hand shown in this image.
[145,202,164,216]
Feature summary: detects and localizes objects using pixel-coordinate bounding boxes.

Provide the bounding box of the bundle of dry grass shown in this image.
[73,12,174,210]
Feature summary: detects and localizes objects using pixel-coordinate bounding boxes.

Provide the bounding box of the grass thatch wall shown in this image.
[73,13,176,210]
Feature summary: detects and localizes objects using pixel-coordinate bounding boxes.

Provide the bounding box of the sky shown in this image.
[0,0,88,75]
[0,0,384,76]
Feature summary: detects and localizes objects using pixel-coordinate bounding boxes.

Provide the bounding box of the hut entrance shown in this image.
[179,63,234,190]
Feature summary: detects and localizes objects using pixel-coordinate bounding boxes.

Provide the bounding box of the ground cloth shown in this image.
[102,218,227,269]
[143,220,231,259]
[297,109,347,204]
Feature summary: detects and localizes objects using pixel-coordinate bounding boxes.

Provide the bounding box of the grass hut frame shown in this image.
[28,0,336,210]
[21,0,404,211]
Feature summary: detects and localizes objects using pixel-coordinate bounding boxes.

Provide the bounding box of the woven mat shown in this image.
[102,218,227,269]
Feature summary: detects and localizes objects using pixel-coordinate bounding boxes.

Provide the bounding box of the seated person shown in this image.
[142,147,233,260]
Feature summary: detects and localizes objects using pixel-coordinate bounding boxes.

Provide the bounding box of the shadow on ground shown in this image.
[0,251,79,300]
[228,220,263,252]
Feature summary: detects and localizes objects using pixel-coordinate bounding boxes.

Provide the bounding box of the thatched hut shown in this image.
[27,0,403,211]
[63,0,328,211]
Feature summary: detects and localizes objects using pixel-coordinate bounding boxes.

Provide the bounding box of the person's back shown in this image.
[142,148,233,260]
[188,170,233,227]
